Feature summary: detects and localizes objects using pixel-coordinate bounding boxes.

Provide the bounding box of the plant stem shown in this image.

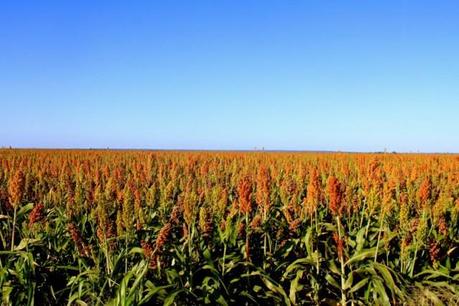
[315,209,319,273]
[411,243,418,278]
[245,213,249,261]
[125,234,128,274]
[222,243,227,276]
[374,210,384,262]
[337,216,347,306]
[11,206,17,251]
[263,233,267,270]
[359,199,366,229]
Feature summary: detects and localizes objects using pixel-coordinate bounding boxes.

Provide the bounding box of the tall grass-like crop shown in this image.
[0,149,458,305]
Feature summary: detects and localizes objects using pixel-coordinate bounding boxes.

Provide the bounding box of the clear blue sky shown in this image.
[1,1,458,152]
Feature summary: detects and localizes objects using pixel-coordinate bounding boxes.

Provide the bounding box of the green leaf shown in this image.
[356,227,366,252]
[414,269,452,280]
[163,289,183,306]
[289,270,304,304]
[285,257,316,274]
[17,203,34,218]
[372,279,390,306]
[250,269,291,306]
[253,285,262,293]
[343,272,354,290]
[216,294,228,306]
[303,227,313,257]
[327,259,340,275]
[325,274,340,290]
[373,263,401,297]
[14,238,41,251]
[345,248,378,267]
[349,278,369,294]
[128,247,144,255]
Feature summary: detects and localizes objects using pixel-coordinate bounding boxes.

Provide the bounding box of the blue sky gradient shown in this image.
[1,1,459,152]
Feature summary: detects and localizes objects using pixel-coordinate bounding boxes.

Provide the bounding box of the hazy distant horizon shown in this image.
[2,146,458,155]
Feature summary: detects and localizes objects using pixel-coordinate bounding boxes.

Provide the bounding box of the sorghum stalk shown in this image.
[8,170,25,251]
[337,216,346,306]
[11,206,17,251]
[328,175,346,305]
[374,209,385,262]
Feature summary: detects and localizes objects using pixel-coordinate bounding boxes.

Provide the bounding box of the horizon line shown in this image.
[1,147,458,155]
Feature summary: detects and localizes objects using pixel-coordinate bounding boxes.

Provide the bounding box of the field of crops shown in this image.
[1,149,458,305]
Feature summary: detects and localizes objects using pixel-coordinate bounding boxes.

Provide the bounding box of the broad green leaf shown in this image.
[289,270,304,304]
[349,278,369,294]
[373,263,401,297]
[14,238,41,251]
[325,274,340,289]
[345,248,378,267]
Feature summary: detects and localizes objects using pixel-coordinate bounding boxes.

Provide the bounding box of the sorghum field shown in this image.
[1,149,458,305]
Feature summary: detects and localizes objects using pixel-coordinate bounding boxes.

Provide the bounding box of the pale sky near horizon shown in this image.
[1,1,459,152]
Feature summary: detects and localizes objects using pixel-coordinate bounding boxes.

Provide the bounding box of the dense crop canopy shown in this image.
[0,150,458,305]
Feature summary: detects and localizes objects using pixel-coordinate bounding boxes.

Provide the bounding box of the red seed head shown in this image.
[8,170,25,207]
[327,176,343,216]
[304,168,321,216]
[237,175,252,214]
[418,177,432,206]
[29,203,45,227]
